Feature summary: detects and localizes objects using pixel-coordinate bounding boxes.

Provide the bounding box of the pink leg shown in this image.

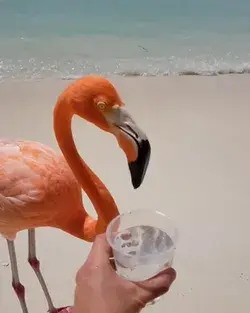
[28,228,59,313]
[7,239,29,313]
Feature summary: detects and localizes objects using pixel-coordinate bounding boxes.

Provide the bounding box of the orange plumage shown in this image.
[0,140,85,239]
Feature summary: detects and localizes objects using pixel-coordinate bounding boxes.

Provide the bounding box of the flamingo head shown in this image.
[72,75,151,189]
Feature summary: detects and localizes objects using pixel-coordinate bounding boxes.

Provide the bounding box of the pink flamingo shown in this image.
[0,75,150,313]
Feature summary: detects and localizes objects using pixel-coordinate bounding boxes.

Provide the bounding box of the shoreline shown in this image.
[1,71,250,85]
[0,71,250,83]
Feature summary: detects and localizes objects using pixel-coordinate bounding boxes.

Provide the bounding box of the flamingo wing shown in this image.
[0,139,45,206]
[0,139,80,239]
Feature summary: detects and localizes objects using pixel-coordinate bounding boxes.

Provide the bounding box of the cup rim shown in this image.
[106,208,178,257]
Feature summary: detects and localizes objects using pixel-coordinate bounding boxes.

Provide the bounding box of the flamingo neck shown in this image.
[53,105,119,238]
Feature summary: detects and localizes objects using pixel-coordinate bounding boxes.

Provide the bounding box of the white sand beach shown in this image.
[0,75,250,313]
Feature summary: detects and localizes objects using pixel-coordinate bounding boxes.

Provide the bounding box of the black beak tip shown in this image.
[129,172,141,189]
[128,139,151,189]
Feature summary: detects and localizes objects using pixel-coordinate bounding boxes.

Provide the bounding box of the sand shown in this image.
[0,75,250,313]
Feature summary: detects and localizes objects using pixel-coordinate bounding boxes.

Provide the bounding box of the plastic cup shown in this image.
[106,209,178,282]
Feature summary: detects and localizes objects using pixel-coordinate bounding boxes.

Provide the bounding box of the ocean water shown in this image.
[0,0,250,81]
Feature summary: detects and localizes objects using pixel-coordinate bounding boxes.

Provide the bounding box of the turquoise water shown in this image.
[0,0,250,80]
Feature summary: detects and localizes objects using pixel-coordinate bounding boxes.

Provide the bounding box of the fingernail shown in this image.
[167,268,177,283]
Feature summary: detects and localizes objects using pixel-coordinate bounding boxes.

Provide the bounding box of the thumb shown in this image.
[135,267,177,304]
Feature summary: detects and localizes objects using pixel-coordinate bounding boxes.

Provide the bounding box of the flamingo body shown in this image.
[0,139,82,240]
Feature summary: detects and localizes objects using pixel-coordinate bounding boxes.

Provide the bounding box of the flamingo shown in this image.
[0,75,151,313]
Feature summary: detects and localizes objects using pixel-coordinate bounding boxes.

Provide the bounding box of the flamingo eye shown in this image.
[97,102,106,110]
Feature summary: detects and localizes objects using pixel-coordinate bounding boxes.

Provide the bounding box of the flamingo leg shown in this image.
[7,239,29,313]
[28,228,57,313]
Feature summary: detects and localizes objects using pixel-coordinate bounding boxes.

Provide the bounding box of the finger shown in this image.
[135,267,177,302]
[85,233,113,267]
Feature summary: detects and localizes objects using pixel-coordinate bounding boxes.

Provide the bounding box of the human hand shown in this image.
[73,233,177,313]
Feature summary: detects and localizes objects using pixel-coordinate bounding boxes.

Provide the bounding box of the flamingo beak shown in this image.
[105,105,151,189]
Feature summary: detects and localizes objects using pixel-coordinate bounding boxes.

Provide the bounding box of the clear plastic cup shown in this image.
[106,209,178,282]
